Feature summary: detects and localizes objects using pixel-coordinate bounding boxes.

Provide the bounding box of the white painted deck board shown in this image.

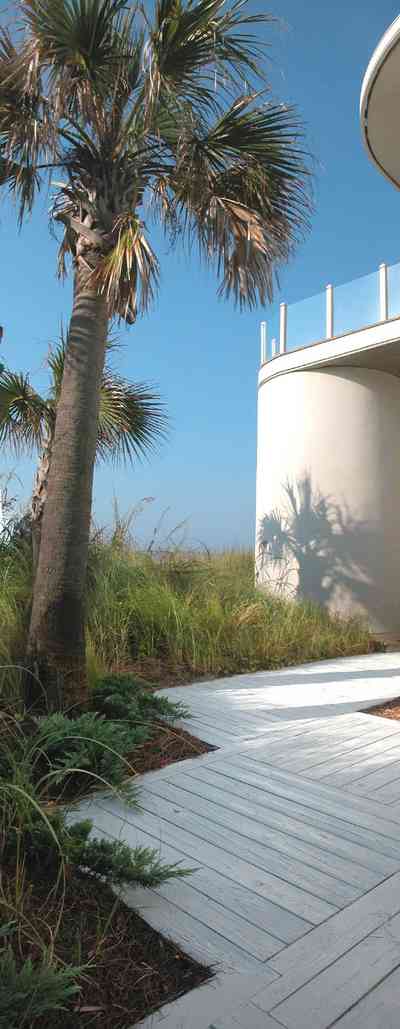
[271,909,400,1029]
[210,1005,281,1028]
[319,746,400,789]
[303,734,400,780]
[200,756,400,836]
[178,764,400,859]
[281,725,400,775]
[253,872,400,1010]
[132,791,363,907]
[85,795,338,923]
[128,879,285,963]
[122,884,273,972]
[333,965,400,1027]
[143,778,388,889]
[83,652,400,1027]
[367,775,400,803]
[160,769,400,874]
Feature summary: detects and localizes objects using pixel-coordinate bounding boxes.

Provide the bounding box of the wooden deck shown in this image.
[79,652,400,1027]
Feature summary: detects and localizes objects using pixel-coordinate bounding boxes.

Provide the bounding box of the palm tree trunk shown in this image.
[25,270,108,711]
[31,429,53,575]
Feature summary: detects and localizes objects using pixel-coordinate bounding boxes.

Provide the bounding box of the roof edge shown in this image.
[360,15,400,190]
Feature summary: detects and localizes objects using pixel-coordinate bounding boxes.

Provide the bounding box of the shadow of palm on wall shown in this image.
[257,474,382,615]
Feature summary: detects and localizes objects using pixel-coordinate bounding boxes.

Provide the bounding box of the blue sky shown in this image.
[1,0,400,547]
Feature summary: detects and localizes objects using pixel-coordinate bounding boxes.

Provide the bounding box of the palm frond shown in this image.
[0,148,40,221]
[0,369,49,453]
[0,29,47,216]
[171,95,312,306]
[46,331,68,401]
[210,0,273,88]
[92,212,160,322]
[145,0,271,113]
[45,329,166,462]
[20,0,134,117]
[97,371,167,463]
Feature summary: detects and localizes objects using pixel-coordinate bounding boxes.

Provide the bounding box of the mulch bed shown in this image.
[2,868,212,1029]
[1,710,216,1025]
[368,696,400,720]
[111,657,229,690]
[129,721,216,775]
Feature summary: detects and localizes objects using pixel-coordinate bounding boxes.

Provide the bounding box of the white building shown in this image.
[255,18,400,640]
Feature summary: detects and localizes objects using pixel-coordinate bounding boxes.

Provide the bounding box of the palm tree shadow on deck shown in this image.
[257,474,384,620]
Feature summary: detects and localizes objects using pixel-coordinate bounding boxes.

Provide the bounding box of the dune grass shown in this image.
[86,539,370,683]
[0,533,370,697]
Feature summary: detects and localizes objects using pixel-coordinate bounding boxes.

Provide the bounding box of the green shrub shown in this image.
[92,673,189,722]
[2,803,66,876]
[0,946,81,1029]
[66,820,190,888]
[3,801,189,889]
[35,711,145,798]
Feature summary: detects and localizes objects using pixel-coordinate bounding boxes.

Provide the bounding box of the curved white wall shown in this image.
[256,366,400,636]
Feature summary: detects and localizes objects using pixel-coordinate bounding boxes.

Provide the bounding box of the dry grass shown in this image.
[0,537,370,699]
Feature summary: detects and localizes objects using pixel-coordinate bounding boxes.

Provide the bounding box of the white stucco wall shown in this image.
[256,366,400,636]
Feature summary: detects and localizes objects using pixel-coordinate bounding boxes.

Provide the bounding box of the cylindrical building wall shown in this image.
[255,366,400,637]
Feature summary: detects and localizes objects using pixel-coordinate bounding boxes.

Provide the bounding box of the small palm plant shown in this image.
[0,0,311,706]
[0,336,166,567]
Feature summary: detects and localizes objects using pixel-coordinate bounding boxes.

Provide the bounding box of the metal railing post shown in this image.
[379,263,388,321]
[326,284,334,338]
[260,321,267,363]
[279,303,287,353]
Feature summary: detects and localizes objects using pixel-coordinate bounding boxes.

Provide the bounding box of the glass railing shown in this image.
[261,259,400,363]
[334,269,379,337]
[388,261,400,318]
[286,290,325,352]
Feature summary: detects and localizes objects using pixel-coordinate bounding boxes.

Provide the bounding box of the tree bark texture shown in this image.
[26,272,108,711]
[31,429,52,576]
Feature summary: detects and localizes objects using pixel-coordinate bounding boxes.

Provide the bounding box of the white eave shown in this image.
[360,15,400,189]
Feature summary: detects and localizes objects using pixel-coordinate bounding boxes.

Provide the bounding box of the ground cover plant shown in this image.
[0,671,210,1027]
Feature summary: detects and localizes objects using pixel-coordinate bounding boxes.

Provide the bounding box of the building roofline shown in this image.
[360,15,400,189]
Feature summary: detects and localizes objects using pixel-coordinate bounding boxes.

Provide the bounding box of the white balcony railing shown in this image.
[260,259,400,364]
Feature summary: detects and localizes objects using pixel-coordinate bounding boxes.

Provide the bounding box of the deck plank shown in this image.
[160,768,399,874]
[144,778,387,889]
[131,791,362,907]
[194,757,400,837]
[83,797,337,924]
[253,872,400,1014]
[271,909,400,1029]
[333,965,400,1027]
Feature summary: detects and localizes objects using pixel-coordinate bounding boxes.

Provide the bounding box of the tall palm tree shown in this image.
[1,0,311,707]
[0,338,166,567]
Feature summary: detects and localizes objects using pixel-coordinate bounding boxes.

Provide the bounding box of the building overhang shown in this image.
[361,16,400,189]
[258,315,400,389]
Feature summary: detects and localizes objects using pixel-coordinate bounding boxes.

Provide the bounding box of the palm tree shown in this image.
[2,0,311,707]
[0,337,166,568]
